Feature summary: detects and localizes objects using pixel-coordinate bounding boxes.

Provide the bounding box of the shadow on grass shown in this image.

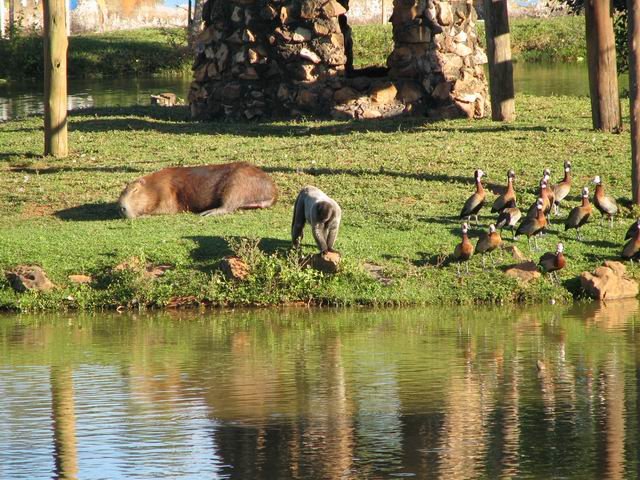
[10,165,143,174]
[55,202,121,221]
[68,105,559,137]
[0,152,41,162]
[185,235,291,273]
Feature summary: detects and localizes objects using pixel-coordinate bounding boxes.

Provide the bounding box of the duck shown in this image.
[460,169,486,225]
[625,219,640,240]
[593,175,618,228]
[491,170,516,214]
[622,219,640,261]
[526,181,551,220]
[564,187,591,240]
[475,224,503,268]
[542,169,555,212]
[517,199,547,250]
[552,161,572,216]
[453,223,474,275]
[539,242,566,282]
[496,205,522,239]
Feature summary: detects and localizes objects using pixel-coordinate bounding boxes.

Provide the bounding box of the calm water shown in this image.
[0,63,596,122]
[1,304,640,479]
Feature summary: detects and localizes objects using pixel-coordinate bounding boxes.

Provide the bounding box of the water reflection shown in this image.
[0,305,639,479]
[0,63,601,122]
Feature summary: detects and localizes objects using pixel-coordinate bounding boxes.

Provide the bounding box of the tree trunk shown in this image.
[44,0,68,158]
[483,0,515,121]
[629,0,640,203]
[8,0,14,38]
[188,0,203,41]
[585,0,622,132]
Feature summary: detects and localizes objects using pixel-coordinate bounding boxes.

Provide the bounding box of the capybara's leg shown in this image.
[291,192,306,248]
[200,205,236,216]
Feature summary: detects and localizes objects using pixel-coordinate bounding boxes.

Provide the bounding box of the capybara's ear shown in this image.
[139,178,146,185]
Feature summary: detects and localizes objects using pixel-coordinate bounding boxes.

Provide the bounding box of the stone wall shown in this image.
[189,0,488,121]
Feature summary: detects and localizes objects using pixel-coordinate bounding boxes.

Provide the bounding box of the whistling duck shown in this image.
[625,219,639,240]
[552,161,572,215]
[476,224,503,268]
[460,169,486,225]
[517,198,547,250]
[593,175,618,228]
[542,169,555,212]
[491,170,516,214]
[496,206,522,239]
[622,219,640,261]
[539,242,566,282]
[564,187,591,240]
[453,223,474,275]
[526,181,551,220]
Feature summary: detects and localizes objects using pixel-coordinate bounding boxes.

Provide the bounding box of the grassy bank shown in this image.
[0,28,191,80]
[0,16,585,80]
[0,95,636,312]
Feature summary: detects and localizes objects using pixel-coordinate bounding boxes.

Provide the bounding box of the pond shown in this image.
[0,63,599,122]
[1,303,639,479]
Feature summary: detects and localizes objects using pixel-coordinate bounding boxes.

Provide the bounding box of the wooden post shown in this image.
[43,0,68,158]
[187,0,192,27]
[483,0,515,121]
[585,0,622,132]
[629,0,640,203]
[1,0,5,39]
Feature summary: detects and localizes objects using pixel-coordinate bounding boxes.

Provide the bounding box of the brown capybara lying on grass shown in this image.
[118,162,278,219]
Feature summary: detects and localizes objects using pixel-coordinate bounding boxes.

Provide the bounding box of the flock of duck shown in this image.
[452,161,640,278]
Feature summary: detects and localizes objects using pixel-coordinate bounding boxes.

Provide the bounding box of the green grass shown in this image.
[0,28,191,80]
[0,95,637,311]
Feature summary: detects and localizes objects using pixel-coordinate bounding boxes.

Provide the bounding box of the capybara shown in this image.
[291,185,342,254]
[118,162,278,219]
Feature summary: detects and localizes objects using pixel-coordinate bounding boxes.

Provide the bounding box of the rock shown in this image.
[334,86,359,104]
[363,262,392,285]
[504,262,541,283]
[504,245,527,262]
[150,93,177,107]
[454,43,473,57]
[322,0,347,17]
[580,261,639,300]
[297,89,318,108]
[397,81,423,103]
[292,27,312,42]
[302,251,341,274]
[360,108,383,119]
[6,265,55,293]
[437,1,454,25]
[68,274,93,285]
[219,256,250,281]
[299,47,321,64]
[371,83,398,104]
[114,257,171,279]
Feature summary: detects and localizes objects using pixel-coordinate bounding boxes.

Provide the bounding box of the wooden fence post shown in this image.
[483,0,515,121]
[629,0,640,203]
[44,0,68,158]
[585,0,622,132]
[0,0,5,39]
